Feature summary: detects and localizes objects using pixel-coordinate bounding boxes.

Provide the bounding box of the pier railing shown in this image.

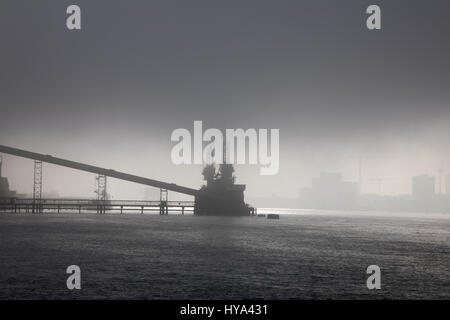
[0,198,195,215]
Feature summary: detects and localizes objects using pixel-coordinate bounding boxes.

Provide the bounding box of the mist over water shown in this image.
[0,210,448,299]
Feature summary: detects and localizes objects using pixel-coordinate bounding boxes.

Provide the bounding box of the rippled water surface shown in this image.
[0,210,449,299]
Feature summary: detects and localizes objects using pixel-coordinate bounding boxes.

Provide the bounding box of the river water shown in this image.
[0,209,448,299]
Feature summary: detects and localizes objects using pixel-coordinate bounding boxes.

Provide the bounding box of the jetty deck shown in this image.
[0,198,195,215]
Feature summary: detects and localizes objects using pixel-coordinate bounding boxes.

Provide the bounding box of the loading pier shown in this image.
[0,198,194,215]
[0,145,255,216]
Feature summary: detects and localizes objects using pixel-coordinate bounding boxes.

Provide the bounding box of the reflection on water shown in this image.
[0,210,449,299]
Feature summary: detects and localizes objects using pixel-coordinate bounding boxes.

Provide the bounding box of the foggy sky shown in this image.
[1,0,450,199]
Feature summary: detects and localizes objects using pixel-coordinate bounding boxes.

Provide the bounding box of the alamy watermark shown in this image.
[171,121,279,175]
[64,4,381,31]
[366,265,381,290]
[66,265,81,290]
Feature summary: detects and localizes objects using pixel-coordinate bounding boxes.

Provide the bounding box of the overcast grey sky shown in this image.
[1,0,449,199]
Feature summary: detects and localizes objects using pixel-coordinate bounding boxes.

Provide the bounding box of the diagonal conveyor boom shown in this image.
[0,145,199,196]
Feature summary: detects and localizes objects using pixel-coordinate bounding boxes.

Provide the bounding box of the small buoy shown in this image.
[267,214,280,219]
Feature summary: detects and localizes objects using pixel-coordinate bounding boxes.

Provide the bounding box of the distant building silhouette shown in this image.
[251,171,450,213]
[299,172,358,209]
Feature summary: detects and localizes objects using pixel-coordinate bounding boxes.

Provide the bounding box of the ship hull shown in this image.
[194,194,251,216]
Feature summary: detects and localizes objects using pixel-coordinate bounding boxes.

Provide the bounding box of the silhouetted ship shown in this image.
[196,163,252,216]
[0,145,254,216]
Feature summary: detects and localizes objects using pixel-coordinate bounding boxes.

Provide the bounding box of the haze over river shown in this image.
[0,209,448,299]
